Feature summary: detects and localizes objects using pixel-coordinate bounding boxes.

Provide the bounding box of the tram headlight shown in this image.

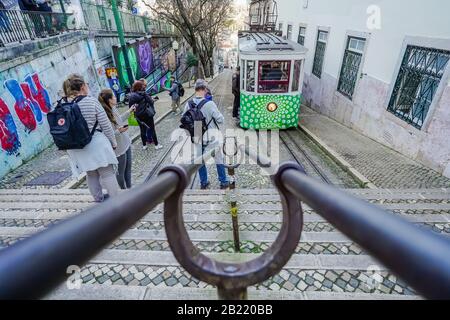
[267,102,278,112]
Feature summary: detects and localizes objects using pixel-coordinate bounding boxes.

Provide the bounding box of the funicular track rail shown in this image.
[280,129,332,184]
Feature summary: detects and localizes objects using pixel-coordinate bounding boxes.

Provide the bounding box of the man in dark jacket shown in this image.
[232,66,240,119]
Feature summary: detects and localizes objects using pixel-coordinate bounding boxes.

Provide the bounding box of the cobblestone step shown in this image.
[2,201,450,212]
[0,227,352,242]
[2,188,450,199]
[43,284,421,300]
[45,261,417,296]
[0,218,448,235]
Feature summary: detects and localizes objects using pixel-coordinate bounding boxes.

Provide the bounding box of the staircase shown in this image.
[1,188,449,300]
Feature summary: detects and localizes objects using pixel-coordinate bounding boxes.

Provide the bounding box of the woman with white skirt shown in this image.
[63,74,120,202]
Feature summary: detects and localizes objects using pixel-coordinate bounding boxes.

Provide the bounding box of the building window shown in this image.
[287,24,293,40]
[278,23,283,35]
[337,37,366,99]
[312,30,328,78]
[298,26,306,45]
[387,46,450,129]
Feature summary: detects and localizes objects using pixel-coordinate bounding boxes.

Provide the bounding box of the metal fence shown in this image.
[80,0,173,36]
[0,4,173,48]
[0,9,74,47]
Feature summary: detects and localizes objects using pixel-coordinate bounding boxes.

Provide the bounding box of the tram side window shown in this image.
[258,61,291,93]
[292,60,302,92]
[241,60,245,90]
[246,61,256,92]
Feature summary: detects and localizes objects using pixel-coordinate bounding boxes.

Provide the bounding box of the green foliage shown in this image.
[186,52,199,68]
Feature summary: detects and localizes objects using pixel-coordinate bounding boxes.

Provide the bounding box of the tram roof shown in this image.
[238,32,307,56]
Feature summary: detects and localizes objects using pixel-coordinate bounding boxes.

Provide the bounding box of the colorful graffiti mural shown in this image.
[138,41,153,75]
[113,37,156,87]
[0,98,21,155]
[0,73,51,154]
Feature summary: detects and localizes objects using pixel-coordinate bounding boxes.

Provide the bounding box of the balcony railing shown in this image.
[0,9,75,47]
[80,0,173,36]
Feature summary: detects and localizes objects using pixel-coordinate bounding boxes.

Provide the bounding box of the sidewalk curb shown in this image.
[298,124,377,189]
[65,74,219,190]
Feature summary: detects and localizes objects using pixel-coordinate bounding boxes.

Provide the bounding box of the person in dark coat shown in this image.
[232,66,240,119]
[128,80,163,151]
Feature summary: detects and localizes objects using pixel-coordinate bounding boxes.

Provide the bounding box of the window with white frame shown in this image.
[312,30,328,78]
[298,26,306,45]
[337,37,366,99]
[287,24,293,40]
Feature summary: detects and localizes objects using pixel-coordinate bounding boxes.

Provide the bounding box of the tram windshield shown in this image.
[258,61,290,93]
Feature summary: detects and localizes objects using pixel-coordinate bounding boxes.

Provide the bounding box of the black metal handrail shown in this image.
[0,147,218,299]
[279,167,450,299]
[0,9,74,47]
[0,143,449,299]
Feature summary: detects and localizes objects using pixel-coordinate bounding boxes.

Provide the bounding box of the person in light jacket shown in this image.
[63,74,120,202]
[182,79,229,190]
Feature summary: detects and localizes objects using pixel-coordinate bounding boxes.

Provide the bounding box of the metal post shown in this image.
[58,0,66,13]
[229,166,240,252]
[174,49,178,80]
[224,136,240,252]
[218,287,247,300]
[111,0,134,87]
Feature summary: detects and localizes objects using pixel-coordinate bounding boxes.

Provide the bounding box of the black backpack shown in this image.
[178,82,185,97]
[134,94,155,120]
[47,96,98,150]
[180,99,210,142]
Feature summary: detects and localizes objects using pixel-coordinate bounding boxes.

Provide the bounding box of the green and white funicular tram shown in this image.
[238,32,307,130]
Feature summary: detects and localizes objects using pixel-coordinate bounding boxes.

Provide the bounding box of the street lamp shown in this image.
[172,40,179,80]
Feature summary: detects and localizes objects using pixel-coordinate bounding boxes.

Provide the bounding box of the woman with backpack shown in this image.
[98,89,135,190]
[62,74,120,202]
[128,80,162,150]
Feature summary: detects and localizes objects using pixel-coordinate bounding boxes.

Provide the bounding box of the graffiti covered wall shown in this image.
[0,38,101,179]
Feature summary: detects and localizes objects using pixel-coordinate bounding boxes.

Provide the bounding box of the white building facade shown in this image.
[276,0,450,177]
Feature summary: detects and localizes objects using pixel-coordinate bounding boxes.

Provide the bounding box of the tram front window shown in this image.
[258,61,290,93]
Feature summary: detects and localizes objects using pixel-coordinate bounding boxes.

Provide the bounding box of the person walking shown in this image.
[183,79,229,190]
[63,74,120,202]
[232,66,240,119]
[129,80,163,150]
[167,75,181,114]
[98,89,134,190]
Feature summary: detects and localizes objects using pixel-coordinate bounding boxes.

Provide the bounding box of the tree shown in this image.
[143,0,233,79]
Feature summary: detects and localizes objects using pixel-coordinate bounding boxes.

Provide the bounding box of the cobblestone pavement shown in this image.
[300,106,450,189]
[75,263,415,296]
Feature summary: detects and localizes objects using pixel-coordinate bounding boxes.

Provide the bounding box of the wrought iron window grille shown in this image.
[387,45,450,129]
[312,31,328,78]
[337,37,366,99]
